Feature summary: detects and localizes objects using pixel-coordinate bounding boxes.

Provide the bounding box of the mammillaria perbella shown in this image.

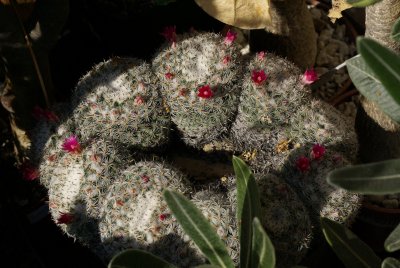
[32,31,361,268]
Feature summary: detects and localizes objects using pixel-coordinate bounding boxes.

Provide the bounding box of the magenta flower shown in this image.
[141,175,150,183]
[311,144,326,160]
[161,26,177,44]
[296,156,310,172]
[57,213,74,224]
[21,163,40,181]
[302,68,318,84]
[198,85,214,99]
[159,213,169,221]
[222,56,231,65]
[165,72,174,80]
[251,70,267,85]
[62,135,81,154]
[257,51,266,60]
[224,29,237,45]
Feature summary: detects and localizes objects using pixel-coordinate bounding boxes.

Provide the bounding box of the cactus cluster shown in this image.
[32,30,361,267]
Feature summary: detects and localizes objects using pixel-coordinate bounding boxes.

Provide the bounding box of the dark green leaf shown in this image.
[327,158,400,194]
[321,218,381,268]
[163,190,234,268]
[232,155,262,268]
[392,17,400,42]
[385,223,400,252]
[108,249,176,268]
[251,217,275,268]
[358,37,400,107]
[347,54,400,124]
[382,257,400,268]
[346,0,382,7]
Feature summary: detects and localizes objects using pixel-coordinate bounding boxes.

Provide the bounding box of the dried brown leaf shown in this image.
[328,0,352,23]
[195,0,272,29]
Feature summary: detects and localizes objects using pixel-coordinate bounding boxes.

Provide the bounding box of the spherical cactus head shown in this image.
[152,32,243,148]
[72,57,170,151]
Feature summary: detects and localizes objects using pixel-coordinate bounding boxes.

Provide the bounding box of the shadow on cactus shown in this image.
[322,16,400,268]
[108,156,276,268]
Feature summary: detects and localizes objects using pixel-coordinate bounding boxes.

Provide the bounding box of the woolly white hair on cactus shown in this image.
[152,32,243,148]
[72,57,170,150]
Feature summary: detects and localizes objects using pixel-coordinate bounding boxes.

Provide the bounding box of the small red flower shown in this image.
[296,156,310,172]
[251,70,267,85]
[222,56,231,65]
[116,200,124,206]
[302,68,318,85]
[134,95,144,105]
[165,72,174,80]
[21,163,40,181]
[311,144,326,160]
[161,26,177,44]
[62,135,81,154]
[224,29,237,45]
[141,175,150,183]
[57,213,74,224]
[197,85,214,99]
[257,51,266,60]
[159,213,169,221]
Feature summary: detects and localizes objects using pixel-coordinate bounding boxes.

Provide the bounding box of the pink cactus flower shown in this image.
[224,29,237,45]
[222,56,231,65]
[161,26,177,44]
[302,68,318,84]
[62,135,81,154]
[296,156,311,172]
[134,95,144,105]
[165,72,174,80]
[159,213,169,221]
[311,144,326,160]
[257,51,266,60]
[21,163,40,181]
[57,213,74,224]
[251,70,267,85]
[197,85,214,99]
[141,175,150,183]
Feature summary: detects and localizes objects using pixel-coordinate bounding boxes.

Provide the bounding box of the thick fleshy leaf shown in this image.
[382,257,400,268]
[392,17,400,42]
[321,218,381,268]
[346,0,382,7]
[327,158,400,194]
[358,38,400,106]
[232,155,262,268]
[194,0,272,29]
[251,217,275,268]
[163,190,234,268]
[347,54,400,124]
[108,249,176,268]
[385,223,400,252]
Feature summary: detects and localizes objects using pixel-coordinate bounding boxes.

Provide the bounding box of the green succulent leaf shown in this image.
[107,249,176,268]
[327,158,400,194]
[385,223,400,252]
[321,218,381,268]
[251,217,275,268]
[346,0,382,7]
[382,257,400,268]
[392,17,400,42]
[357,37,400,106]
[346,54,400,124]
[232,155,262,268]
[163,190,234,268]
